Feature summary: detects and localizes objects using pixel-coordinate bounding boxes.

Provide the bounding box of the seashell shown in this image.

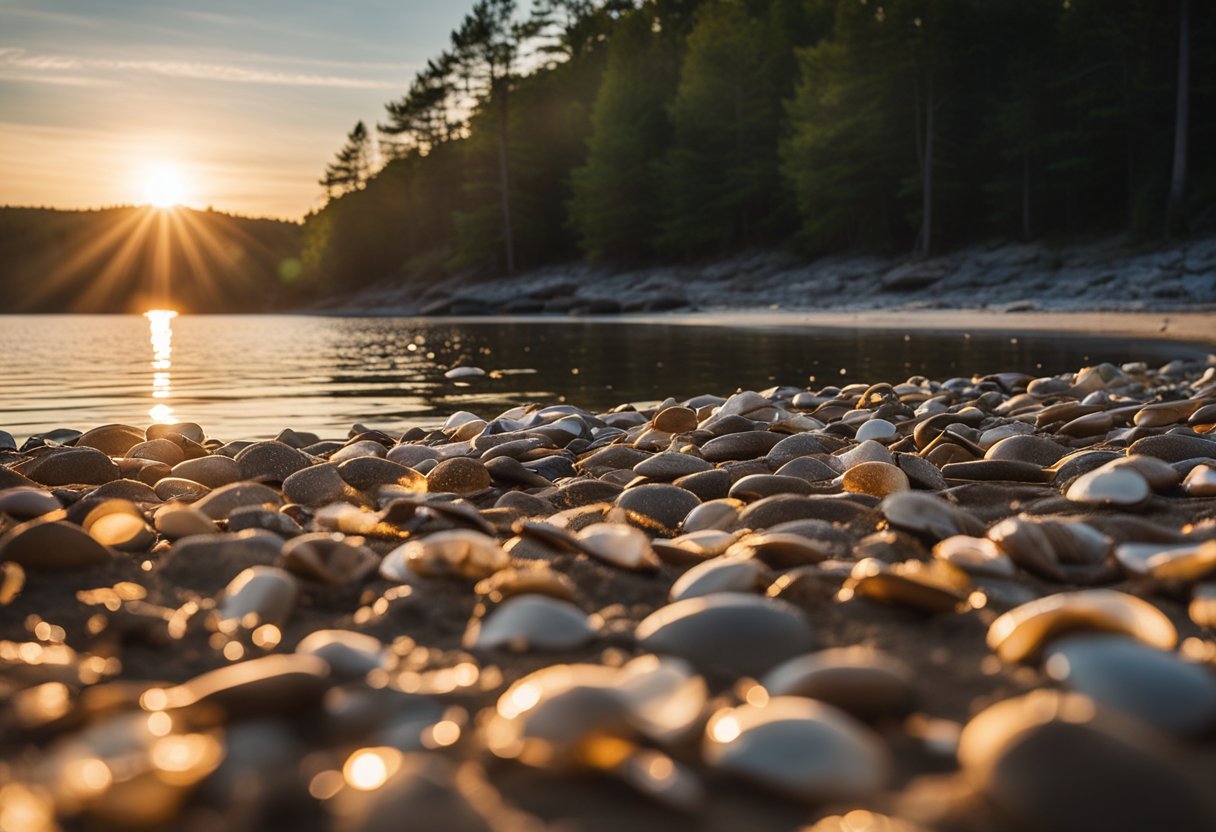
[381,530,508,581]
[575,522,660,570]
[467,595,597,652]
[986,589,1177,663]
[703,697,889,802]
[635,593,812,678]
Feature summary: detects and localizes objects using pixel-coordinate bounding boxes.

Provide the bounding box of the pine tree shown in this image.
[320,121,372,198]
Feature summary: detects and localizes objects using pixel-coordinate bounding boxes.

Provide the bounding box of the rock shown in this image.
[616,484,701,532]
[162,654,331,718]
[218,566,298,628]
[170,455,241,489]
[986,589,1177,663]
[670,555,767,601]
[958,691,1216,832]
[338,457,426,492]
[1065,466,1150,508]
[881,492,985,541]
[575,522,659,570]
[75,424,146,456]
[636,592,813,677]
[381,530,508,581]
[281,533,379,585]
[1127,433,1216,463]
[125,438,186,466]
[25,447,120,486]
[296,630,387,679]
[154,504,216,540]
[841,461,910,497]
[157,529,284,593]
[880,262,947,292]
[154,477,210,502]
[426,458,491,494]
[633,452,713,480]
[761,647,915,720]
[701,431,783,463]
[0,517,111,570]
[0,486,62,518]
[283,463,350,506]
[703,698,890,801]
[468,595,597,652]
[653,406,698,433]
[82,499,155,551]
[193,482,283,520]
[235,441,311,482]
[1044,634,1216,736]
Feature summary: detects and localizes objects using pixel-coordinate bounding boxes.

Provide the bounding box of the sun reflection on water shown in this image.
[144,310,177,424]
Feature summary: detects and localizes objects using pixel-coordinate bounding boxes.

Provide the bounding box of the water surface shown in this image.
[1,314,1210,441]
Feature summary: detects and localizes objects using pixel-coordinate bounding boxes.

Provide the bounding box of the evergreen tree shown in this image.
[320,121,372,198]
[568,8,675,261]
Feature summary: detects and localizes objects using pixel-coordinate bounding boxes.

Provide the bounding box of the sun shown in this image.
[141,163,190,209]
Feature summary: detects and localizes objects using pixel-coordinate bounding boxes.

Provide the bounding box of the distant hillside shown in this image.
[0,206,302,313]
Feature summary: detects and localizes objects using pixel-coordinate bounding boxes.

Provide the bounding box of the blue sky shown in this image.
[0,1,489,217]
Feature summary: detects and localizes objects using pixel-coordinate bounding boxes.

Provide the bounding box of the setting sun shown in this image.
[142,163,190,209]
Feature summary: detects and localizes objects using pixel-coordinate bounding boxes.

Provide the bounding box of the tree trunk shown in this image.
[496,75,515,275]
[1167,0,1190,228]
[918,76,934,256]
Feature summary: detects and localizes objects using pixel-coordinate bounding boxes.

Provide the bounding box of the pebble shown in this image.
[426,457,491,494]
[0,516,112,570]
[24,446,120,486]
[761,647,914,719]
[986,589,1177,663]
[1044,634,1216,736]
[1065,466,1150,507]
[703,698,890,802]
[469,595,597,651]
[6,357,1216,831]
[958,690,1216,832]
[636,593,813,677]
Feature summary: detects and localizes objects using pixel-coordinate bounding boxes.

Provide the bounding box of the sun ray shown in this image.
[25,208,149,309]
[73,209,157,311]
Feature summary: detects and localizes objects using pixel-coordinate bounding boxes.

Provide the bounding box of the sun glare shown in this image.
[142,163,189,209]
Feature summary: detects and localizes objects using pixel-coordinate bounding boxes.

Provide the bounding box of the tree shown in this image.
[1167,0,1190,231]
[449,0,522,273]
[568,8,675,261]
[656,0,789,257]
[380,56,459,158]
[320,121,372,198]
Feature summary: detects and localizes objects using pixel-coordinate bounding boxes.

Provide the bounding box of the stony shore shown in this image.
[324,236,1216,318]
[3,357,1216,831]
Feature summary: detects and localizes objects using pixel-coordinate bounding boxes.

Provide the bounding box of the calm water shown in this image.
[1,314,1211,442]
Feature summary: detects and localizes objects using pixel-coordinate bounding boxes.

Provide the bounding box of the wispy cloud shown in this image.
[0,47,403,89]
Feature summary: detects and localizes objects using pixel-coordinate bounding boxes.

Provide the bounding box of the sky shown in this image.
[0,0,483,219]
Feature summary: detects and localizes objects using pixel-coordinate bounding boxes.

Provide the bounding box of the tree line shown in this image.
[303,0,1213,295]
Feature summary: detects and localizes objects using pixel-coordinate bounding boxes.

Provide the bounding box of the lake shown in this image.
[1,313,1211,442]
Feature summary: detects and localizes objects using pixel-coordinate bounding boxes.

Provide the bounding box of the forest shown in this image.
[302,0,1212,297]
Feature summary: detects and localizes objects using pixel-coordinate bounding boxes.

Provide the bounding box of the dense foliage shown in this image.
[303,0,1214,293]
